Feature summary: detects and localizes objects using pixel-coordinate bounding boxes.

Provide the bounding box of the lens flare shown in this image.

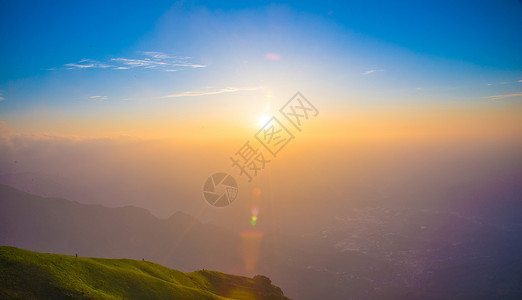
[240,230,263,273]
[251,205,259,227]
[252,187,261,197]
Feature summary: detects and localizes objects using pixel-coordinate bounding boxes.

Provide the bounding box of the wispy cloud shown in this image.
[61,52,206,72]
[0,90,4,102]
[487,80,522,86]
[163,86,262,98]
[90,95,108,100]
[362,69,384,75]
[487,92,522,100]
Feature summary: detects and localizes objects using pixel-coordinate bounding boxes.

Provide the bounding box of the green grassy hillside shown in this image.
[0,246,289,300]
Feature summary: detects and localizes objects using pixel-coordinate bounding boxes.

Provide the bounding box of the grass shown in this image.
[0,246,288,300]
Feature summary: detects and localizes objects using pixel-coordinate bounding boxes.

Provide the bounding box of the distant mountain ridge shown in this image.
[0,246,289,299]
[0,184,242,273]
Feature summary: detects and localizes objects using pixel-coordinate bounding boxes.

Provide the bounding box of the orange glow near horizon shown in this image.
[240,230,264,273]
[3,97,520,142]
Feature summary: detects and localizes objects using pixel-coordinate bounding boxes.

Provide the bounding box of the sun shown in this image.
[257,114,271,128]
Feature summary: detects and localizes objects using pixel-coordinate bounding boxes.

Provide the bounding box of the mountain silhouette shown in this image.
[0,184,242,273]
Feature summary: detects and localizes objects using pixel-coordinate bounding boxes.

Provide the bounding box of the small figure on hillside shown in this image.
[75,253,78,258]
[142,258,144,261]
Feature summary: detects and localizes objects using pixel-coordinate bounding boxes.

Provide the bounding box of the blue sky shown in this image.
[0,0,521,135]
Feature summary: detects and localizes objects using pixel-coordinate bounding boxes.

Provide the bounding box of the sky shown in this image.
[2,2,522,294]
[0,0,521,138]
[0,0,521,220]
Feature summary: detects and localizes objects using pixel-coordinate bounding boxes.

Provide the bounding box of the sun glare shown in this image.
[257,114,271,128]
